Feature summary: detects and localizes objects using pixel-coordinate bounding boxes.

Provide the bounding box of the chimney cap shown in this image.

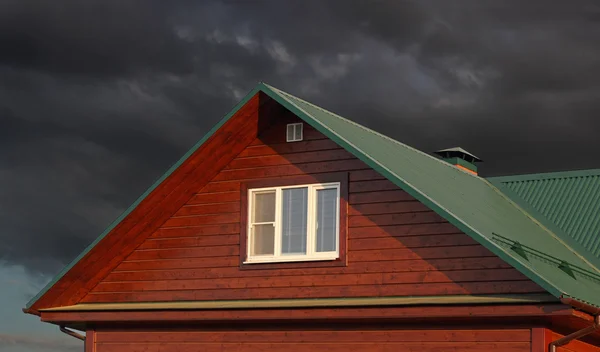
[434,147,482,163]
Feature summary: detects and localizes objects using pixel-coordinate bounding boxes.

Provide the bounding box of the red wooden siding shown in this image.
[547,330,600,352]
[92,328,532,352]
[83,116,543,303]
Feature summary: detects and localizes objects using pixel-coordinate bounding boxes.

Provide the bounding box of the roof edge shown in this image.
[25,84,265,311]
[40,293,558,312]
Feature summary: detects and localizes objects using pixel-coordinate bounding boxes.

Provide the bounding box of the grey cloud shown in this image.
[0,0,192,77]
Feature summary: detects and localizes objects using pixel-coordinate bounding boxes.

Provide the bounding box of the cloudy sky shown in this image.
[1,1,600,350]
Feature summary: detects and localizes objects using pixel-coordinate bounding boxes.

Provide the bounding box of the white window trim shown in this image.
[245,182,340,264]
[286,123,303,142]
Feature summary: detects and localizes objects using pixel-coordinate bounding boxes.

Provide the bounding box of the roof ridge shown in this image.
[261,83,481,180]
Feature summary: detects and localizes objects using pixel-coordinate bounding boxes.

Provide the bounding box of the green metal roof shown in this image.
[489,170,600,269]
[27,82,600,312]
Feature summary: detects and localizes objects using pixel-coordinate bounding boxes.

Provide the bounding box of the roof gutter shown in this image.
[59,326,85,341]
[561,296,600,315]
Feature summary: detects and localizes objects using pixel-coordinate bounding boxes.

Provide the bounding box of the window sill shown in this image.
[240,254,346,270]
[243,255,339,265]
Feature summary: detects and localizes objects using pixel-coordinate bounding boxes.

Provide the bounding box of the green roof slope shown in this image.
[260,83,600,308]
[489,170,600,269]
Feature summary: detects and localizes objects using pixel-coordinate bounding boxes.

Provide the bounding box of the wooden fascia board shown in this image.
[40,303,576,324]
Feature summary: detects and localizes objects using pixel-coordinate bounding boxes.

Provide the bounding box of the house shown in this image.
[24,83,600,352]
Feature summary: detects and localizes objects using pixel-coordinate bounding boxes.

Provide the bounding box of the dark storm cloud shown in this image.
[0,0,193,77]
[1,0,600,277]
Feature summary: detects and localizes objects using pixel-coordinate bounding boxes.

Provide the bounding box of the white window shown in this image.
[246,182,340,263]
[286,123,303,142]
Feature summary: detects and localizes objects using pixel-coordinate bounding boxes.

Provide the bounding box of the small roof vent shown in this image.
[434,147,482,175]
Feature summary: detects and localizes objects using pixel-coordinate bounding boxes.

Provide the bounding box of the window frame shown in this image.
[246,182,340,263]
[240,173,348,270]
[286,123,303,142]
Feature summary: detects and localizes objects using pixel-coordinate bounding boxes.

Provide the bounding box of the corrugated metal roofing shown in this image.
[489,170,600,267]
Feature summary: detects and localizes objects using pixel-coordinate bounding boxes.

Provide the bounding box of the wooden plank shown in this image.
[137,235,240,250]
[213,159,368,181]
[187,191,240,205]
[91,268,529,293]
[349,223,460,238]
[94,342,531,352]
[349,190,414,204]
[349,212,446,227]
[126,246,239,261]
[226,149,354,169]
[531,328,545,352]
[349,201,430,215]
[115,256,239,271]
[349,234,477,250]
[238,139,341,157]
[173,202,240,216]
[106,257,513,281]
[43,304,568,323]
[97,329,532,343]
[150,224,241,238]
[351,245,494,262]
[96,329,532,343]
[349,179,400,193]
[85,329,95,352]
[82,281,544,302]
[349,169,386,181]
[161,213,240,228]
[198,181,241,193]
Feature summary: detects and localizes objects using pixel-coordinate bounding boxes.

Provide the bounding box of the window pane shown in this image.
[294,124,302,140]
[286,124,294,141]
[281,187,308,254]
[253,191,275,222]
[316,188,338,252]
[252,224,275,255]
